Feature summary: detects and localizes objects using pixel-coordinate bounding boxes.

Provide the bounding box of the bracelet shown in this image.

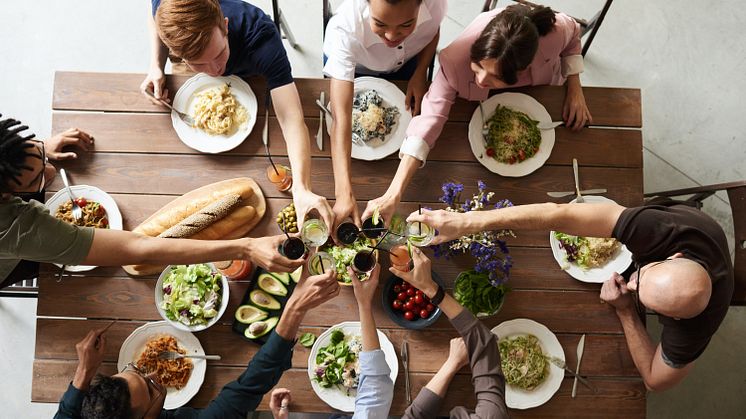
[430,284,445,306]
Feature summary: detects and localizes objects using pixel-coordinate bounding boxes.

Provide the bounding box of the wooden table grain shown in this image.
[33,71,645,417]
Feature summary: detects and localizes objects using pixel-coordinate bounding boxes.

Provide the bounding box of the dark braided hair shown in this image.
[0,114,38,192]
[81,374,132,419]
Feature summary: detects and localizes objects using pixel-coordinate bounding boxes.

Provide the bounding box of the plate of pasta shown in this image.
[45,185,123,272]
[118,321,207,409]
[468,93,555,177]
[325,77,412,161]
[172,74,258,153]
[491,318,564,409]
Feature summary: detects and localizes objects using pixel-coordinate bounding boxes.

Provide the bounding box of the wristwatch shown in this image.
[430,284,446,306]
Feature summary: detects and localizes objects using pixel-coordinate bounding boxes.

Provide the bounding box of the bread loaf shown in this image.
[158,194,242,238]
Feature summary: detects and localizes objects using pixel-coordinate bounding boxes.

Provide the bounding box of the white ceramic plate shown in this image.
[118,321,206,410]
[492,318,564,409]
[308,321,398,412]
[325,76,412,161]
[45,185,123,272]
[468,92,555,177]
[155,263,230,332]
[549,195,633,283]
[172,74,258,153]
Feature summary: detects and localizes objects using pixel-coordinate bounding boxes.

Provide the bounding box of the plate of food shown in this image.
[118,321,206,409]
[549,195,633,283]
[319,236,376,286]
[155,263,230,332]
[468,92,555,177]
[325,77,412,161]
[172,74,258,153]
[45,184,123,272]
[308,321,398,412]
[492,318,564,409]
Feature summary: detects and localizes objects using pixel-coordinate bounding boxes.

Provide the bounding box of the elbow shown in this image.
[643,378,675,393]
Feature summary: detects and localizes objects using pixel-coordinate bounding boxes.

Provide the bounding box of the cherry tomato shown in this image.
[401,283,409,290]
[96,205,106,216]
[420,309,429,319]
[485,147,495,157]
[101,218,108,227]
[392,300,403,311]
[75,197,87,207]
[397,292,407,301]
[404,311,415,321]
[406,288,415,297]
[426,303,435,312]
[414,295,424,305]
[415,289,423,296]
[518,149,526,161]
[403,301,414,311]
[393,285,401,293]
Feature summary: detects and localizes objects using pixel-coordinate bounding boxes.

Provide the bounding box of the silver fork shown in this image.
[316,99,365,146]
[144,89,195,126]
[572,158,585,203]
[157,351,221,361]
[478,102,490,146]
[59,169,82,221]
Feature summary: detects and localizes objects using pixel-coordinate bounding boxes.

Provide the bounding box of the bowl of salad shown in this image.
[320,237,377,286]
[155,263,230,332]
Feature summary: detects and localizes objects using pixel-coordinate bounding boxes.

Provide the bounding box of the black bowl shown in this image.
[381,271,444,330]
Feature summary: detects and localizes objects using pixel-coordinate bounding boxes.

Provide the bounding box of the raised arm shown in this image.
[329,78,362,231]
[408,202,626,246]
[140,13,170,103]
[270,83,334,231]
[405,29,440,116]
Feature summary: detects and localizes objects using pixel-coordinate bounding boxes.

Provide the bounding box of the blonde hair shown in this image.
[155,0,227,60]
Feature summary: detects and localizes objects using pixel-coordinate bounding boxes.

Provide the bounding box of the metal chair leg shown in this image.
[277,8,299,50]
[581,0,613,57]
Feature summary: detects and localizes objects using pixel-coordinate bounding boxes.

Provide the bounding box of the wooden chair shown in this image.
[482,0,613,57]
[644,181,746,305]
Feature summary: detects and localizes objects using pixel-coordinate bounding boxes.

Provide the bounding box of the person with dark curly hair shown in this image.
[55,268,340,419]
[363,3,592,228]
[0,115,311,289]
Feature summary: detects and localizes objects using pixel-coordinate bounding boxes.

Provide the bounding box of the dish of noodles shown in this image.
[192,83,249,135]
[499,334,549,391]
[136,335,193,390]
[554,232,621,270]
[351,90,399,144]
[54,197,109,228]
[485,105,542,164]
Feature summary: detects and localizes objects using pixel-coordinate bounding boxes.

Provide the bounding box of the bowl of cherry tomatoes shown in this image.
[382,272,443,330]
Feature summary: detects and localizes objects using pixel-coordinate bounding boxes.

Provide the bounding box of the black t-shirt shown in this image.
[152,0,294,90]
[613,204,734,365]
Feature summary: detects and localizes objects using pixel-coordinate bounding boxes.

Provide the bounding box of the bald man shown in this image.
[406,200,734,392]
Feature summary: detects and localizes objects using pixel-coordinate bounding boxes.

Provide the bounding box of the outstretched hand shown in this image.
[45,128,94,160]
[405,209,469,246]
[389,247,437,298]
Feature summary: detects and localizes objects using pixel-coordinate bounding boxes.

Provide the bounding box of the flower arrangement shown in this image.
[432,180,514,286]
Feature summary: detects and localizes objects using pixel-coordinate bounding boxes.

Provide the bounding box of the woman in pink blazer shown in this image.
[363,4,592,225]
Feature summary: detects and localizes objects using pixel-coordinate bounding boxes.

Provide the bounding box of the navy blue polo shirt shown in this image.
[152,0,294,90]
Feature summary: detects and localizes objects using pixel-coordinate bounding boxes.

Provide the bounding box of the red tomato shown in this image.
[404,311,415,321]
[406,288,415,297]
[101,218,109,227]
[508,156,517,164]
[393,285,401,293]
[485,147,495,157]
[96,205,106,216]
[426,303,435,312]
[415,289,423,296]
[414,295,424,305]
[75,197,87,207]
[403,301,414,311]
[392,300,403,311]
[397,292,407,301]
[518,149,526,161]
[420,309,429,319]
[401,283,410,291]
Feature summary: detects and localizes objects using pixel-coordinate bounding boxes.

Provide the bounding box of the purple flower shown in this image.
[477,180,487,192]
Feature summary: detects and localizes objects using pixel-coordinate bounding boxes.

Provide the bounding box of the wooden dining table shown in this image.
[33,71,645,417]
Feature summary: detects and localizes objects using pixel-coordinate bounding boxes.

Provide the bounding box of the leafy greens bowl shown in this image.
[454,270,508,318]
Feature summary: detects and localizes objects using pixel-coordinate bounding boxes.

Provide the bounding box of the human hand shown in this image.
[332,189,361,241]
[405,71,427,116]
[406,209,469,245]
[562,81,592,131]
[140,67,170,104]
[247,235,305,272]
[351,263,380,309]
[600,272,634,312]
[269,388,292,419]
[287,269,340,312]
[72,327,108,390]
[292,188,334,231]
[362,193,400,229]
[445,337,469,370]
[389,247,437,298]
[45,128,94,160]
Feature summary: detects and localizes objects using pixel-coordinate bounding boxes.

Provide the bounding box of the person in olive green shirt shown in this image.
[0,115,303,289]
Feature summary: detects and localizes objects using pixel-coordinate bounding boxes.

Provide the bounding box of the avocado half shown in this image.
[257,273,288,297]
[270,271,291,285]
[250,289,281,310]
[290,266,303,283]
[244,316,279,339]
[234,305,268,324]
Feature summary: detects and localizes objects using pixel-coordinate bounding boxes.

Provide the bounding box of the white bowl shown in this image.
[155,263,229,332]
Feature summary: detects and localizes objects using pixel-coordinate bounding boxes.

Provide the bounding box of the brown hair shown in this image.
[470,4,556,85]
[155,0,227,61]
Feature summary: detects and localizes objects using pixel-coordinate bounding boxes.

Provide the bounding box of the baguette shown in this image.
[158,194,242,238]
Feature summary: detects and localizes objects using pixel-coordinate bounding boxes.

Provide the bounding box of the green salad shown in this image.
[454,270,507,316]
[313,329,362,395]
[160,264,223,326]
[499,334,548,390]
[322,237,373,283]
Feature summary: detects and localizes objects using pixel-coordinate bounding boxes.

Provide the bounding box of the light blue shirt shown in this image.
[352,349,394,419]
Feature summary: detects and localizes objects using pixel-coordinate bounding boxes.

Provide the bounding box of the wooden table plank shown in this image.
[32,360,644,416]
[52,71,642,127]
[44,154,643,205]
[35,319,637,377]
[52,111,642,167]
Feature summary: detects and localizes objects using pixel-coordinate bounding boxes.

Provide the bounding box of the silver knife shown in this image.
[547,189,607,198]
[401,340,411,405]
[262,89,270,147]
[316,91,324,151]
[538,121,564,130]
[572,334,586,398]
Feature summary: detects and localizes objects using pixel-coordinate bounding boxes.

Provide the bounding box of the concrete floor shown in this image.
[1,0,744,418]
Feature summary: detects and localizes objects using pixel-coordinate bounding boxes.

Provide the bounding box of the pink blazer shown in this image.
[401,8,582,162]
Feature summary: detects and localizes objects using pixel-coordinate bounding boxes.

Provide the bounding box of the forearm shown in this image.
[147,16,168,71]
[358,303,380,351]
[83,229,250,266]
[275,299,306,340]
[330,79,355,197]
[414,30,439,77]
[425,360,460,397]
[383,155,420,200]
[616,308,658,385]
[566,74,582,93]
[272,84,314,192]
[71,364,96,391]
